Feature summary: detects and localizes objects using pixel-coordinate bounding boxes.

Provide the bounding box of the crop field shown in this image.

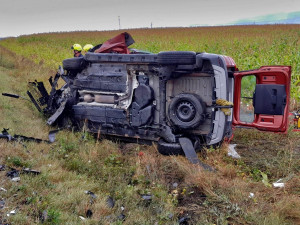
[0,25,300,224]
[1,25,300,101]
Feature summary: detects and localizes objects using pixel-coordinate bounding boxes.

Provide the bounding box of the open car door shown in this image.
[233,66,291,133]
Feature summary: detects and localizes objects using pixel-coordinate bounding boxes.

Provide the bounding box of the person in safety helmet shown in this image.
[83,44,94,53]
[71,44,83,57]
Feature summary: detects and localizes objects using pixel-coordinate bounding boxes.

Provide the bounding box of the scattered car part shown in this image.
[48,129,59,143]
[0,128,57,144]
[0,165,5,171]
[117,213,126,221]
[6,169,19,179]
[85,209,93,218]
[0,187,7,192]
[0,200,5,209]
[2,93,31,101]
[22,168,41,175]
[84,190,97,199]
[293,109,300,131]
[178,215,190,225]
[141,194,152,201]
[248,193,255,198]
[106,196,115,208]
[79,216,86,221]
[7,209,16,217]
[11,177,20,182]
[228,144,241,159]
[272,180,285,188]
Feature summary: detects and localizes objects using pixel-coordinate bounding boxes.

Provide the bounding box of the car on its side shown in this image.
[27,33,291,162]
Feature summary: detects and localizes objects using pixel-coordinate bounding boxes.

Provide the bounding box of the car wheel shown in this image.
[157,139,183,155]
[169,94,205,129]
[63,57,85,70]
[158,51,196,65]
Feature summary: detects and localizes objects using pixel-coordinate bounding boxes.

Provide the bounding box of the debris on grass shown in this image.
[117,212,126,221]
[48,129,59,143]
[0,128,57,144]
[22,168,41,175]
[85,209,93,218]
[0,165,5,171]
[7,209,16,217]
[39,210,48,223]
[141,194,152,201]
[6,169,19,179]
[84,190,97,199]
[0,187,7,192]
[106,196,115,208]
[173,182,178,188]
[228,144,241,159]
[79,216,86,221]
[248,193,255,198]
[11,177,20,182]
[84,190,97,204]
[273,179,285,188]
[178,215,190,224]
[0,200,5,209]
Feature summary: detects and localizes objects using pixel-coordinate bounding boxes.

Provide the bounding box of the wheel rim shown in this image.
[176,101,196,122]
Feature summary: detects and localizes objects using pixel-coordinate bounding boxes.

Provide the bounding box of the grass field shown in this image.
[1,25,299,101]
[0,25,300,224]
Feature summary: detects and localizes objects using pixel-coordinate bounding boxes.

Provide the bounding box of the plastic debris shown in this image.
[11,177,20,182]
[0,128,56,144]
[86,209,93,218]
[0,187,7,192]
[141,194,152,200]
[39,210,48,223]
[273,179,285,188]
[0,165,5,171]
[84,190,97,199]
[168,213,174,219]
[6,169,19,179]
[106,196,115,208]
[85,190,97,204]
[178,215,190,225]
[248,193,255,198]
[48,129,59,143]
[0,200,5,209]
[117,213,126,221]
[172,182,178,188]
[79,216,86,221]
[228,144,241,159]
[22,168,41,175]
[7,210,16,217]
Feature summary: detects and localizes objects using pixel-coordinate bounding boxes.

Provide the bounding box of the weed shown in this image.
[46,208,61,225]
[6,156,31,168]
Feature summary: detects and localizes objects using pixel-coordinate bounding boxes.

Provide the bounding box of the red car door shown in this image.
[233,66,291,133]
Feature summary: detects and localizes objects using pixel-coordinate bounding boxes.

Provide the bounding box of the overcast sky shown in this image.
[0,0,299,37]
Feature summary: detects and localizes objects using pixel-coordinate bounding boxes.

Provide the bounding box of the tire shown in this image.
[158,51,196,65]
[63,57,85,70]
[169,94,205,129]
[157,139,183,155]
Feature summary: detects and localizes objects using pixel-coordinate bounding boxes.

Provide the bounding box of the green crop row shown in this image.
[0,25,299,99]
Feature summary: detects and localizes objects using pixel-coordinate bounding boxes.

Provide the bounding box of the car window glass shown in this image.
[240,75,256,123]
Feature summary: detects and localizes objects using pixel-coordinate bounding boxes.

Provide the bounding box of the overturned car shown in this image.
[26,33,291,161]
